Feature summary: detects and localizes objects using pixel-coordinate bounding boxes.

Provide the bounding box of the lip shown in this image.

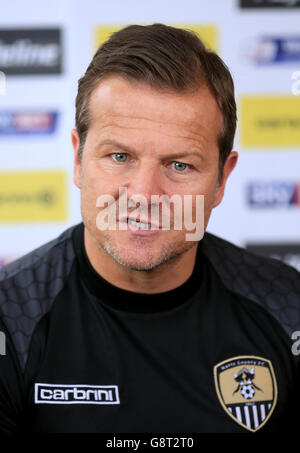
[118,217,162,236]
[119,216,161,229]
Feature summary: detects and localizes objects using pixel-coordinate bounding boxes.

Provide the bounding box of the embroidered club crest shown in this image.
[214,356,278,432]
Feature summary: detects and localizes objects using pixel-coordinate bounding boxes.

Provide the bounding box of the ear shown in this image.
[72,129,81,189]
[213,151,238,208]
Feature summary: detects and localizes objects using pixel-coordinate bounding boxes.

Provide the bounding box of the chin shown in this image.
[103,238,193,273]
[103,245,165,271]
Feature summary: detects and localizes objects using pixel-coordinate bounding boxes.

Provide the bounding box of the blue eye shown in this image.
[172,161,188,172]
[112,153,127,162]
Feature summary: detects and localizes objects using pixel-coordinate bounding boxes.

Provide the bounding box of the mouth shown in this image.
[119,216,161,230]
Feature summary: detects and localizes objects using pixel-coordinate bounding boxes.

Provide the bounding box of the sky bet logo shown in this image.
[0,111,58,135]
[247,181,300,208]
[247,36,300,65]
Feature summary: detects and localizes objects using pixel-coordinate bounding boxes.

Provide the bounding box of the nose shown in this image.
[126,162,164,203]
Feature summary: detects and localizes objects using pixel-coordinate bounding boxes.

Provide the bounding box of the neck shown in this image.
[84,227,198,294]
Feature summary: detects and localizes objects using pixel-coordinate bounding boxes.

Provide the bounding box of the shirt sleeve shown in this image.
[0,318,25,433]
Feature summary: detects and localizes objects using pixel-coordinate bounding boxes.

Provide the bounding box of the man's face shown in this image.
[73,75,237,271]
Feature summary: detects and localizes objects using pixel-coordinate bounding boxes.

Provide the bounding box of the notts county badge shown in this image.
[214,356,278,432]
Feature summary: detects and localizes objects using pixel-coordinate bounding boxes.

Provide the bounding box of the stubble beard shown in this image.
[102,233,196,271]
[85,218,196,272]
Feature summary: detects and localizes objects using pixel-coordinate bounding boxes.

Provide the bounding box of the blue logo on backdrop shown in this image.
[0,111,58,135]
[247,182,300,208]
[247,37,300,64]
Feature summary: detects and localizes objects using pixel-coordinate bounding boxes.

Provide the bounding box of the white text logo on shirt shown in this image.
[35,383,120,405]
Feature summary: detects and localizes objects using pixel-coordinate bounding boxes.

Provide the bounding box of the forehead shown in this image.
[88,75,222,143]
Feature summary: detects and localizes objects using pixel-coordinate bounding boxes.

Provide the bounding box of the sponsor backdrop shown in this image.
[0,0,299,270]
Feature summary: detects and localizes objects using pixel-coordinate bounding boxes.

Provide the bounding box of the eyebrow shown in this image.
[99,139,135,154]
[98,139,204,161]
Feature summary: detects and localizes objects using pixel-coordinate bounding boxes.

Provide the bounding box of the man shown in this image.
[0,23,299,433]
